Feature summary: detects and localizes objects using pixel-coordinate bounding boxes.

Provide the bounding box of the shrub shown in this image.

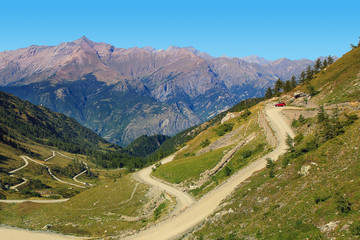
[242,150,252,158]
[214,123,234,136]
[291,119,300,128]
[241,109,251,119]
[154,202,167,220]
[335,192,351,214]
[314,191,331,204]
[294,133,304,145]
[266,158,275,178]
[224,166,232,176]
[350,221,360,236]
[201,138,211,148]
[344,114,359,126]
[20,190,41,198]
[307,85,320,96]
[0,190,6,199]
[28,179,51,189]
[298,114,306,124]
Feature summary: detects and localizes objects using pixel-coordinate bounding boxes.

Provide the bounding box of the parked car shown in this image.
[275,102,286,107]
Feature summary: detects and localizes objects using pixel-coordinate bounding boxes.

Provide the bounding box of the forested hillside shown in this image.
[0,91,110,154]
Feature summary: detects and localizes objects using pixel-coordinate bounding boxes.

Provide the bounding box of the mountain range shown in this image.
[0,36,322,145]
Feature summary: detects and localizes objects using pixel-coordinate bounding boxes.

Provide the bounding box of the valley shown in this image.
[0,38,359,240]
[0,37,319,145]
[0,100,297,239]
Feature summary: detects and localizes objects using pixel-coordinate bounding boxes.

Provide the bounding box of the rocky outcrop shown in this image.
[220,111,244,124]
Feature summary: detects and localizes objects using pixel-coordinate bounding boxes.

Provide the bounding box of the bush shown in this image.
[241,109,251,119]
[350,221,360,236]
[298,114,306,124]
[0,190,6,199]
[242,150,252,158]
[224,166,232,176]
[28,179,51,189]
[292,115,306,128]
[307,85,320,96]
[266,158,275,178]
[344,114,359,126]
[292,119,300,128]
[335,192,351,214]
[201,138,211,148]
[20,190,41,198]
[214,123,234,136]
[314,191,331,204]
[294,133,304,145]
[154,202,167,220]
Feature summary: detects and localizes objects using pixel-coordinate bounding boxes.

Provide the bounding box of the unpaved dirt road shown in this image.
[0,226,87,240]
[0,104,295,240]
[133,154,196,214]
[124,104,295,240]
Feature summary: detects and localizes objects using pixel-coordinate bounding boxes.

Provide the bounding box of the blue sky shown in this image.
[1,0,359,60]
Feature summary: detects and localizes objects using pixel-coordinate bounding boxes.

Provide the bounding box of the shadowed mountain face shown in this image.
[0,36,316,145]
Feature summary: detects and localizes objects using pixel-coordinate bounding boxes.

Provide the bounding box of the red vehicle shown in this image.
[275,102,286,107]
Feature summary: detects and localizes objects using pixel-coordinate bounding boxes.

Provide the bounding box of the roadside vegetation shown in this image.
[186,41,360,239]
[188,111,360,239]
[152,103,271,198]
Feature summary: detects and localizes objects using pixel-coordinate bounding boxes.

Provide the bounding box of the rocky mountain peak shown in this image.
[0,37,319,145]
[74,35,94,45]
[239,55,271,65]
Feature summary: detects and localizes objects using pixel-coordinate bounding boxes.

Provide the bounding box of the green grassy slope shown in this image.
[300,47,360,104]
[0,175,152,236]
[185,46,360,239]
[152,102,271,198]
[188,117,360,240]
[0,90,111,155]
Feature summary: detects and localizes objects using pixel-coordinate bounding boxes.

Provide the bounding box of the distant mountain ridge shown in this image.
[0,36,322,145]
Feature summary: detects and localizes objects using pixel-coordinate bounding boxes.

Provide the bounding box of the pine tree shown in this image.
[290,75,297,88]
[286,133,294,152]
[317,105,327,123]
[265,87,273,99]
[327,55,334,65]
[314,58,322,72]
[299,71,306,84]
[266,158,275,178]
[322,59,328,69]
[306,65,313,81]
[283,80,292,93]
[273,78,284,96]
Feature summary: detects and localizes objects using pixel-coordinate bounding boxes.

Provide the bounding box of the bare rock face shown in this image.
[221,111,244,124]
[0,37,316,145]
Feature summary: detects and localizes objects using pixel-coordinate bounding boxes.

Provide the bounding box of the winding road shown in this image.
[124,104,295,240]
[1,152,93,204]
[0,104,295,240]
[133,154,195,215]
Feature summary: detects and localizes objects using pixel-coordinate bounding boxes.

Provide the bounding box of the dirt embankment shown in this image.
[258,110,277,148]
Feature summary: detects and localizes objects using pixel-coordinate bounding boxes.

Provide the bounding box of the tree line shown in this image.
[264,55,334,99]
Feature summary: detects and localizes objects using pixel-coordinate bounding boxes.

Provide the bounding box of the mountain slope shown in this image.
[0,37,317,145]
[182,46,360,239]
[0,90,110,154]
